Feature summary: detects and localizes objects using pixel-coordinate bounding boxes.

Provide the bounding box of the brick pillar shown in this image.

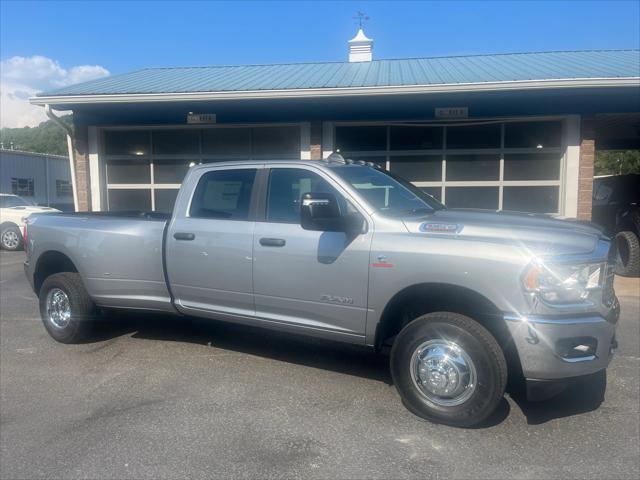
[72,125,91,212]
[310,121,322,160]
[577,116,596,221]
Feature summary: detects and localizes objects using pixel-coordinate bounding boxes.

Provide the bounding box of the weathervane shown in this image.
[353,11,369,29]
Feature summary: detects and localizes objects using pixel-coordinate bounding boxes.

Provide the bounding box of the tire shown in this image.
[0,225,23,251]
[38,272,96,343]
[614,230,640,277]
[390,312,507,427]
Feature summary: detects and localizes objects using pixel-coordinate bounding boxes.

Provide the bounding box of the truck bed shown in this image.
[27,211,175,312]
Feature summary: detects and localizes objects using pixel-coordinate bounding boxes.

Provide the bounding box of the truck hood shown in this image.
[402,209,606,257]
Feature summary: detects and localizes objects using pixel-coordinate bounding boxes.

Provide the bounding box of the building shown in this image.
[30,30,640,219]
[0,149,74,211]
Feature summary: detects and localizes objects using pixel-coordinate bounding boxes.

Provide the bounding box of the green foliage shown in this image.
[0,115,72,156]
[596,150,640,176]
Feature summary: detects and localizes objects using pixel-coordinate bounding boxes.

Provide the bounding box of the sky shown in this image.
[1,0,639,127]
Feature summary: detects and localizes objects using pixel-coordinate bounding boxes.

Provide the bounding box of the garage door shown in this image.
[335,120,562,214]
[103,125,301,212]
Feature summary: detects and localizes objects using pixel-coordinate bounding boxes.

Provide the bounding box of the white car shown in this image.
[0,194,60,250]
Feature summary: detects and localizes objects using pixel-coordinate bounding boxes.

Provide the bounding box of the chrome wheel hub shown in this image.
[410,340,477,406]
[2,230,19,249]
[46,288,71,329]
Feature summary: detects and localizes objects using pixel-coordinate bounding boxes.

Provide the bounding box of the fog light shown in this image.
[555,337,597,359]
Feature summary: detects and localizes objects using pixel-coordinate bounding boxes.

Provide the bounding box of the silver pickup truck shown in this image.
[24,157,620,427]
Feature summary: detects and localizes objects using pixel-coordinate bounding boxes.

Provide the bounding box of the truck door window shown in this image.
[266,168,348,223]
[190,169,256,220]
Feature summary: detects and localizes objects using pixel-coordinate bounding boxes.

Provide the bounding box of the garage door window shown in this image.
[335,120,563,214]
[104,125,300,212]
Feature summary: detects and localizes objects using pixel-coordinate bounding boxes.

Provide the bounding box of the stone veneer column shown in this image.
[577,115,596,220]
[310,121,322,160]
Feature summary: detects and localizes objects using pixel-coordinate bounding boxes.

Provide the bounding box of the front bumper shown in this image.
[504,299,619,381]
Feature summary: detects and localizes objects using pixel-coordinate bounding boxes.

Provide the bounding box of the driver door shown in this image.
[252,166,372,339]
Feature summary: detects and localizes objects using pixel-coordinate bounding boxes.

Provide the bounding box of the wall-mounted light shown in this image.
[536,144,544,149]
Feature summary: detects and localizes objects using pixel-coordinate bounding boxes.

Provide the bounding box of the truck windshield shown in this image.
[332,166,445,217]
[0,195,32,208]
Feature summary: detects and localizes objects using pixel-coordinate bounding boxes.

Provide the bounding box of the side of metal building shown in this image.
[0,149,74,211]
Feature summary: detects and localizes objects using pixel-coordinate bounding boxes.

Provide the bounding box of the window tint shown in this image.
[154,159,192,183]
[152,129,199,155]
[108,189,151,211]
[445,154,500,181]
[190,169,256,220]
[252,126,300,156]
[504,121,561,149]
[267,168,343,223]
[106,159,150,183]
[389,155,442,181]
[445,187,499,210]
[447,124,501,149]
[104,130,150,156]
[335,126,387,151]
[155,189,180,213]
[503,186,559,213]
[390,126,443,150]
[503,153,560,180]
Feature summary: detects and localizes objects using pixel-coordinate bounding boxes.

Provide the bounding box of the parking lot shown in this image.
[0,249,638,479]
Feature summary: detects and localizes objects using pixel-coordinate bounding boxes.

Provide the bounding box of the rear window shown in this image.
[189,169,256,220]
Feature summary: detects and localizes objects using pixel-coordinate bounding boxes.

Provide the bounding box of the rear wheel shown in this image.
[1,225,23,251]
[614,230,640,277]
[39,272,96,343]
[390,312,507,427]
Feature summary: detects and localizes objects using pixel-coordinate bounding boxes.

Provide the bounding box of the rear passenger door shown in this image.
[252,166,372,339]
[166,166,258,317]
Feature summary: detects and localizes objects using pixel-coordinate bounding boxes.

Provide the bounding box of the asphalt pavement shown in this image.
[1,250,639,479]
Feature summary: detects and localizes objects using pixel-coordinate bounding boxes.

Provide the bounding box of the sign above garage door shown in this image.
[435,107,469,119]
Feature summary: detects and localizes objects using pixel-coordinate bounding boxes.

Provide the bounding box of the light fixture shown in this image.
[536,144,543,149]
[134,151,144,156]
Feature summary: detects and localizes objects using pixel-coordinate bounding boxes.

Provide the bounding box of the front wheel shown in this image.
[390,312,507,427]
[39,272,96,343]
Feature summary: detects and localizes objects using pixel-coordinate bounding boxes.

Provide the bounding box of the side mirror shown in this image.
[301,192,364,233]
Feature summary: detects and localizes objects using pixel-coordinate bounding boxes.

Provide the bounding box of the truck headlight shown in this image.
[523,261,603,305]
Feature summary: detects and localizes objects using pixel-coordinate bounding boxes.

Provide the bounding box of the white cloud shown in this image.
[1,55,109,128]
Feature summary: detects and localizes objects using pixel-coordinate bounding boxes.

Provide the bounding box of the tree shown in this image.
[0,115,72,156]
[595,150,640,176]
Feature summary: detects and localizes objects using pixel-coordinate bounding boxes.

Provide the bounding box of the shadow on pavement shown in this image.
[88,310,393,385]
[86,310,606,428]
[510,371,607,425]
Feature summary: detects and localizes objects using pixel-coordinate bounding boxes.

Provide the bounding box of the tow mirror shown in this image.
[300,192,364,233]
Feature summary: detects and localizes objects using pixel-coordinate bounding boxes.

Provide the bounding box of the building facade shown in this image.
[0,149,74,211]
[30,36,640,219]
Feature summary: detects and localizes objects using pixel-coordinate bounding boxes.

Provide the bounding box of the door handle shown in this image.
[173,232,195,241]
[259,237,286,247]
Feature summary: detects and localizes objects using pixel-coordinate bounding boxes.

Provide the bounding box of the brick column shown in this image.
[577,116,596,221]
[72,124,92,212]
[310,121,322,160]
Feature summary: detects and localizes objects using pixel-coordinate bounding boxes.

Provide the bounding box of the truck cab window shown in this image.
[266,168,348,223]
[190,168,256,220]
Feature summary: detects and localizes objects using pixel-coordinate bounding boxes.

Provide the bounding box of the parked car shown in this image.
[23,158,619,427]
[592,174,640,277]
[0,194,60,251]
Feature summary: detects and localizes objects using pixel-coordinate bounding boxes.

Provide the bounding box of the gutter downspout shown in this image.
[45,105,78,212]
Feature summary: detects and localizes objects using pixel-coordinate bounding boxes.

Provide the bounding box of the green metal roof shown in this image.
[37,50,640,98]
